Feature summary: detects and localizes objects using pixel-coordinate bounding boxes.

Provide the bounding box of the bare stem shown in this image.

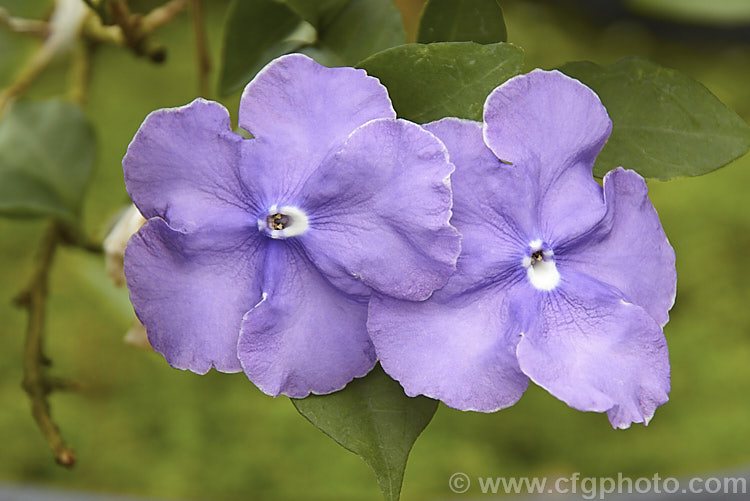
[68,40,94,106]
[105,0,187,63]
[16,223,77,468]
[0,7,49,36]
[191,0,210,97]
[142,0,188,32]
[8,8,104,469]
[0,46,53,117]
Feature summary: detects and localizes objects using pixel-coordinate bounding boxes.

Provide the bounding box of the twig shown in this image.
[0,0,88,116]
[0,47,53,117]
[0,7,49,36]
[190,0,210,97]
[141,0,188,33]
[9,9,103,468]
[15,223,77,468]
[68,39,94,106]
[0,0,188,114]
[62,37,105,252]
[104,0,187,63]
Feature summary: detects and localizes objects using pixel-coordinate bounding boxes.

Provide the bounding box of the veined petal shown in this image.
[238,54,396,196]
[516,270,670,429]
[483,69,612,175]
[483,70,612,243]
[424,118,534,295]
[124,99,252,233]
[238,241,376,397]
[124,218,264,374]
[298,118,460,301]
[369,286,530,412]
[558,168,676,326]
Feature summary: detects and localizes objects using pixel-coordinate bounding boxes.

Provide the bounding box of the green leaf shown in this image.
[218,0,404,96]
[418,0,507,44]
[359,42,523,123]
[560,57,750,180]
[297,45,345,68]
[218,0,305,96]
[292,365,438,501]
[0,99,96,224]
[317,0,405,66]
[283,0,349,27]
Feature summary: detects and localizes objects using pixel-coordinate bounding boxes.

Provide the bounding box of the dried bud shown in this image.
[103,204,145,286]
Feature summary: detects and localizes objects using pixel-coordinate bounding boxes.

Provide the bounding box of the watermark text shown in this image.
[448,472,747,498]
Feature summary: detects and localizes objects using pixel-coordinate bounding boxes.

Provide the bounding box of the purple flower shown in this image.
[122,54,460,397]
[368,70,676,428]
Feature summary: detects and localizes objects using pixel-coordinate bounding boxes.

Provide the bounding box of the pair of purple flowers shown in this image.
[123,54,675,429]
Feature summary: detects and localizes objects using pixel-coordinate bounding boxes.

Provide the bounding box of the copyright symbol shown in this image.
[449,472,470,494]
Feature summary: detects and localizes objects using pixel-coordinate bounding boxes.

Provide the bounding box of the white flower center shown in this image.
[522,239,560,291]
[257,205,309,239]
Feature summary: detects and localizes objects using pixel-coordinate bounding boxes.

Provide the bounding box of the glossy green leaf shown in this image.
[0,100,95,224]
[297,45,345,68]
[283,0,349,27]
[285,0,405,56]
[218,0,404,96]
[359,42,523,123]
[218,0,305,96]
[561,57,750,180]
[418,0,507,44]
[318,0,405,65]
[292,365,438,501]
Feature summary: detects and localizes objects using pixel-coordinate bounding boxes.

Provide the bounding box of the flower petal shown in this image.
[423,118,534,295]
[123,99,251,233]
[238,54,395,196]
[238,241,376,397]
[297,118,460,300]
[368,286,529,412]
[557,168,676,326]
[124,218,264,374]
[515,270,670,429]
[483,70,613,243]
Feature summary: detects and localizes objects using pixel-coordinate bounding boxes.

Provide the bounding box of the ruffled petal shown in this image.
[123,99,251,233]
[557,168,676,326]
[238,54,395,196]
[515,270,670,429]
[124,218,264,374]
[483,70,613,243]
[297,118,460,300]
[238,241,376,397]
[369,285,530,412]
[423,118,535,295]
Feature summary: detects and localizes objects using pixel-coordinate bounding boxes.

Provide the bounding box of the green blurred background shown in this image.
[1,0,749,499]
